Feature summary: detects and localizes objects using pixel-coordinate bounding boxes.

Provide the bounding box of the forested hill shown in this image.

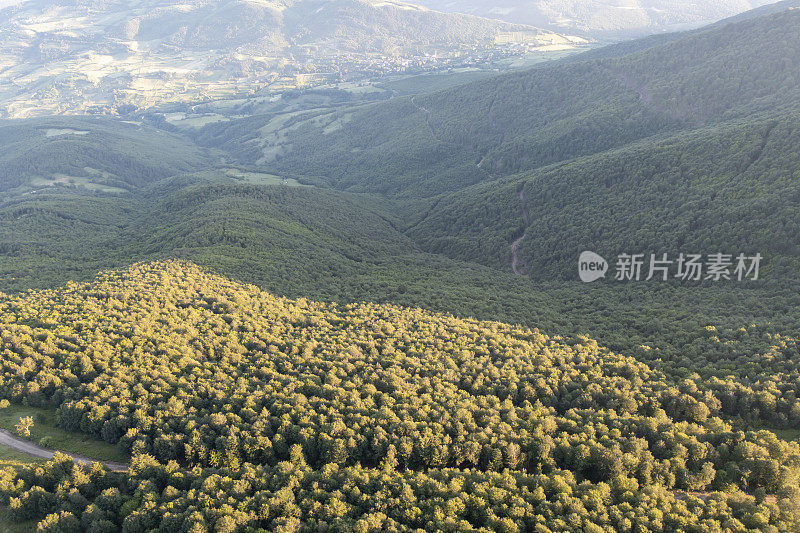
[404,6,800,279]
[203,6,800,199]
[1,260,800,530]
[525,0,800,64]
[0,118,213,193]
[195,6,800,282]
[707,0,800,25]
[2,7,800,529]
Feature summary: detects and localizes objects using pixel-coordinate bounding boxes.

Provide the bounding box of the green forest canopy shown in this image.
[1,261,800,531]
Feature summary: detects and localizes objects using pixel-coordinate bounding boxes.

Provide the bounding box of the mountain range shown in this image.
[412,0,781,36]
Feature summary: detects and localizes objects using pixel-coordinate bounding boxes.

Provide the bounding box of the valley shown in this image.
[0,0,591,119]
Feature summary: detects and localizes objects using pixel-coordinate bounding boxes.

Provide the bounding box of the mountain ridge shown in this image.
[410,0,781,37]
[229,7,800,201]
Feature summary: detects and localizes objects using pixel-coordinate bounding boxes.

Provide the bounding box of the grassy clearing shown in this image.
[379,70,495,95]
[188,168,306,187]
[165,113,232,129]
[771,428,800,442]
[43,128,89,137]
[29,174,127,194]
[0,404,128,464]
[0,444,43,466]
[322,113,353,135]
[332,82,383,95]
[223,169,303,186]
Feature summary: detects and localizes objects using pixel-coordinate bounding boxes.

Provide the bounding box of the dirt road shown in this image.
[510,187,531,276]
[0,429,128,471]
[411,96,441,142]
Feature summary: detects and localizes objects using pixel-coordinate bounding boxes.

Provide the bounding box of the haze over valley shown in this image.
[0,0,588,118]
[412,0,781,36]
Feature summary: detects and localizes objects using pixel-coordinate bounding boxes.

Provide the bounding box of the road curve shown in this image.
[510,187,531,276]
[410,96,441,142]
[0,428,128,471]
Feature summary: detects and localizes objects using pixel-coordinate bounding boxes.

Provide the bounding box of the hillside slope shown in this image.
[408,111,800,279]
[3,8,800,377]
[219,7,800,200]
[0,260,799,530]
[196,7,800,283]
[0,118,213,193]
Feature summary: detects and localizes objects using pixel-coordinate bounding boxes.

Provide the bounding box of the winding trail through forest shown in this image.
[0,429,129,471]
[410,96,441,142]
[510,187,531,276]
[412,93,524,274]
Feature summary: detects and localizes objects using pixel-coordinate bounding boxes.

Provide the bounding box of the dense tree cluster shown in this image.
[4,452,799,532]
[0,261,799,530]
[2,178,799,438]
